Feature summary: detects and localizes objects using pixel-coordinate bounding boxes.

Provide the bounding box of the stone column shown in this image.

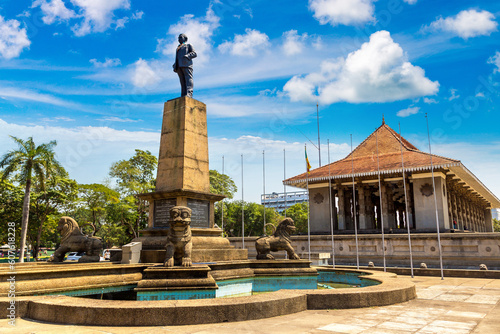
[332,189,338,230]
[386,184,397,229]
[337,186,346,230]
[484,208,492,232]
[358,185,368,230]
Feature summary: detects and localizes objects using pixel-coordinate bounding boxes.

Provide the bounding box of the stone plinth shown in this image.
[135,227,248,263]
[135,265,218,300]
[134,96,248,263]
[157,97,209,193]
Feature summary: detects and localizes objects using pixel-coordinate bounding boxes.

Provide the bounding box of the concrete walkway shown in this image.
[2,276,499,333]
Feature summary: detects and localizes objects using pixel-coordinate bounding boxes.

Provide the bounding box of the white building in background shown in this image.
[493,208,500,220]
[261,191,308,212]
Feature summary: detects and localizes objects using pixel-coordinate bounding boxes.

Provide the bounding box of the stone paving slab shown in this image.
[1,275,499,334]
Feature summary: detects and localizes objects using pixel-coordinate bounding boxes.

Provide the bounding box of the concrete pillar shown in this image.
[484,208,492,232]
[337,186,345,230]
[412,172,450,231]
[309,187,331,233]
[358,185,368,230]
[386,184,397,229]
[332,189,338,230]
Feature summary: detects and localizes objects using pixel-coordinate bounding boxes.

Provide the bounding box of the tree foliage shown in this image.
[0,136,64,262]
[282,202,309,234]
[209,169,237,199]
[215,201,281,237]
[493,218,500,233]
[109,149,157,238]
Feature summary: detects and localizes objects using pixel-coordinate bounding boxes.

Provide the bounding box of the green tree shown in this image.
[76,183,119,236]
[103,196,139,245]
[0,136,64,262]
[493,218,500,232]
[210,169,237,199]
[29,175,77,260]
[0,176,24,246]
[282,202,309,234]
[217,201,280,237]
[109,149,157,236]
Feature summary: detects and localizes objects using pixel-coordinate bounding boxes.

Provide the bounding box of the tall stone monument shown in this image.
[134,96,247,263]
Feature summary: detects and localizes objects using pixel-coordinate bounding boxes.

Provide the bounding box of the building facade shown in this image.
[284,121,500,234]
[261,191,308,211]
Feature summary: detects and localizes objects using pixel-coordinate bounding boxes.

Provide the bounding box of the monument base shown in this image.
[135,265,218,300]
[133,227,248,263]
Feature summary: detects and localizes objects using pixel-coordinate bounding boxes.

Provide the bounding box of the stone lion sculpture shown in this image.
[164,206,192,267]
[255,218,300,260]
[48,216,103,263]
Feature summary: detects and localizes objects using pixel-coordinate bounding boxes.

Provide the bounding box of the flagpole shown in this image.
[305,144,311,262]
[283,148,287,218]
[399,123,414,278]
[376,130,387,272]
[350,134,359,269]
[241,154,245,249]
[316,103,321,167]
[328,139,335,268]
[263,150,266,235]
[426,113,444,280]
[221,155,225,237]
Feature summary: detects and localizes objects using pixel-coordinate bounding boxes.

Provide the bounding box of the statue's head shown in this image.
[178,34,188,44]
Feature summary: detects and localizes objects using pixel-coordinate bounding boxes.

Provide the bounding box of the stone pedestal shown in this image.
[134,96,247,263]
[135,265,218,300]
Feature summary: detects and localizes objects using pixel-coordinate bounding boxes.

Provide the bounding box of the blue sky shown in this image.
[0,0,499,203]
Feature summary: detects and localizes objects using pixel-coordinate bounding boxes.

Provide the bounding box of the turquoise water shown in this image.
[69,270,379,301]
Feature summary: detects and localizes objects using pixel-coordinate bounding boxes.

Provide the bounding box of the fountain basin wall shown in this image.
[0,267,416,326]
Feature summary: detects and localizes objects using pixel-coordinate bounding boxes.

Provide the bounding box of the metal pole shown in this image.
[350,135,359,269]
[317,103,321,167]
[263,150,266,235]
[284,148,287,217]
[306,144,311,261]
[328,139,335,268]
[241,154,245,249]
[399,123,414,278]
[426,113,445,280]
[221,155,224,237]
[376,130,387,272]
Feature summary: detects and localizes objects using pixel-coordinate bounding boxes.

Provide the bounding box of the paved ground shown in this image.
[2,275,499,334]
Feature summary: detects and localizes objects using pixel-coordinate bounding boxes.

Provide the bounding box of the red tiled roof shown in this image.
[285,123,460,184]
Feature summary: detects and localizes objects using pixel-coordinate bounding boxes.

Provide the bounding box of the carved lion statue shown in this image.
[48,216,103,263]
[164,206,192,267]
[255,218,300,260]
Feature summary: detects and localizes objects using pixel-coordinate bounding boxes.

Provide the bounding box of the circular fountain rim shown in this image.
[8,268,416,326]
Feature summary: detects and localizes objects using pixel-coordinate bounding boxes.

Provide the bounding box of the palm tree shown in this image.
[0,136,65,262]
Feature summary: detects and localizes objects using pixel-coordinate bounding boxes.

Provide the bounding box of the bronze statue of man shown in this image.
[173,34,197,97]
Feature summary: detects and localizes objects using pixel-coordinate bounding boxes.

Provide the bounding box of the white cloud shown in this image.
[0,86,77,107]
[448,88,460,101]
[475,92,485,98]
[423,97,438,104]
[488,51,500,73]
[32,0,76,24]
[218,28,270,57]
[131,58,161,88]
[90,57,121,68]
[71,0,131,36]
[98,116,140,123]
[33,0,140,36]
[308,0,375,27]
[157,6,220,65]
[131,10,143,20]
[428,9,498,39]
[283,31,439,105]
[0,15,31,59]
[282,30,307,56]
[403,0,417,4]
[397,106,419,117]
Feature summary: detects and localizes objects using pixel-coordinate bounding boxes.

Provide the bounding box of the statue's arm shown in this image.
[184,44,197,60]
